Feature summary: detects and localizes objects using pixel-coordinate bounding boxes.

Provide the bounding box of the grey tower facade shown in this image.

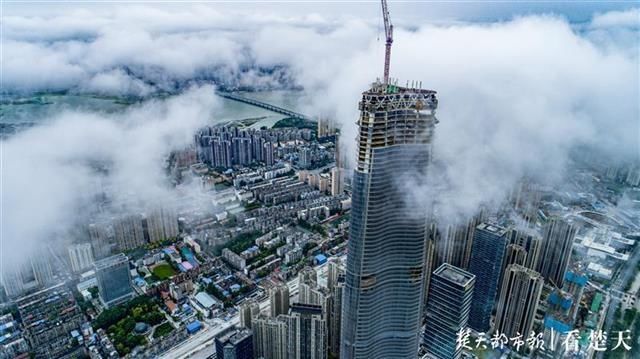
[434,212,485,271]
[239,299,261,329]
[341,83,438,359]
[494,264,544,340]
[253,316,288,359]
[270,283,290,318]
[423,263,475,359]
[287,304,327,359]
[508,229,542,271]
[467,223,508,332]
[536,218,577,288]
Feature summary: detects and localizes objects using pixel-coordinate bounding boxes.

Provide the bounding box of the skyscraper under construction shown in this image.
[340,1,438,357]
[340,80,438,359]
[342,77,440,359]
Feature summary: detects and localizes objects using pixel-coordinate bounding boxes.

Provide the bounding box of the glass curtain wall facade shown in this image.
[467,223,508,332]
[94,253,134,308]
[423,263,475,359]
[341,82,438,359]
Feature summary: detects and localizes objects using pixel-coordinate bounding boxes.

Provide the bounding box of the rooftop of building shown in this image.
[217,328,252,345]
[194,291,220,309]
[506,263,543,279]
[290,302,323,315]
[434,263,475,287]
[477,222,508,236]
[94,253,129,270]
[364,80,437,96]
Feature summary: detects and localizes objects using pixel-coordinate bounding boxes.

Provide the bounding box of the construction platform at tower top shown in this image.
[356,81,439,173]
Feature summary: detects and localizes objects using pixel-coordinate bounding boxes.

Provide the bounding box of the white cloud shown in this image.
[79,69,154,96]
[1,6,638,268]
[1,86,219,268]
[591,8,640,28]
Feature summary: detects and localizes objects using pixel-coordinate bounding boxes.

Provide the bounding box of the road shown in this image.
[597,238,640,358]
[159,261,332,358]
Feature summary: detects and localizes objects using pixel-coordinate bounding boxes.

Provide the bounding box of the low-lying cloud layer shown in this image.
[2,86,218,267]
[1,6,638,270]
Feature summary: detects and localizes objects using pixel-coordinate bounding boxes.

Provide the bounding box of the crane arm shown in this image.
[381,0,393,85]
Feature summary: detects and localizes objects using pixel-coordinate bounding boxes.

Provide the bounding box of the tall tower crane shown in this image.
[381,0,393,86]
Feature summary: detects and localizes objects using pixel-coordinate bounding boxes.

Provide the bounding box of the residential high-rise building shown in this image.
[94,254,134,308]
[434,213,485,270]
[508,229,542,271]
[88,222,111,259]
[253,316,288,359]
[298,267,328,307]
[298,280,330,309]
[286,303,327,359]
[299,147,312,169]
[298,267,317,286]
[215,328,254,359]
[494,264,544,340]
[145,207,179,243]
[233,137,253,166]
[1,265,28,298]
[159,207,179,239]
[263,142,275,166]
[270,283,290,318]
[536,219,577,288]
[239,300,261,329]
[423,263,475,359]
[327,257,344,291]
[323,258,346,357]
[329,273,345,358]
[296,267,332,356]
[498,243,527,290]
[331,133,347,198]
[317,117,336,138]
[30,253,53,288]
[340,82,438,359]
[467,223,508,332]
[318,174,330,193]
[504,244,527,268]
[68,243,95,273]
[330,167,342,197]
[1,254,53,298]
[113,214,145,251]
[509,180,542,220]
[253,135,264,164]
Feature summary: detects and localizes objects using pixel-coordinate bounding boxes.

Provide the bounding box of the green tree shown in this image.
[88,286,99,299]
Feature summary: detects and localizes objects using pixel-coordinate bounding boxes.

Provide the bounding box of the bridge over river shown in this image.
[215,91,312,121]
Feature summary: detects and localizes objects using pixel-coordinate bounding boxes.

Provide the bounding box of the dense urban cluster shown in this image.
[1,83,638,359]
[0,115,355,359]
[0,3,638,357]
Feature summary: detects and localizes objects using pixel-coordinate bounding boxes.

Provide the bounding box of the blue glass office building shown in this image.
[94,253,134,308]
[423,263,475,359]
[467,223,508,332]
[215,328,254,359]
[341,82,438,359]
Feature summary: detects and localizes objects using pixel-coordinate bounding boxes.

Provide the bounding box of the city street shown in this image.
[159,261,333,358]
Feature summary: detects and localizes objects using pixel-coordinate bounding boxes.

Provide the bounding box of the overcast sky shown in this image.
[4,0,638,23]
